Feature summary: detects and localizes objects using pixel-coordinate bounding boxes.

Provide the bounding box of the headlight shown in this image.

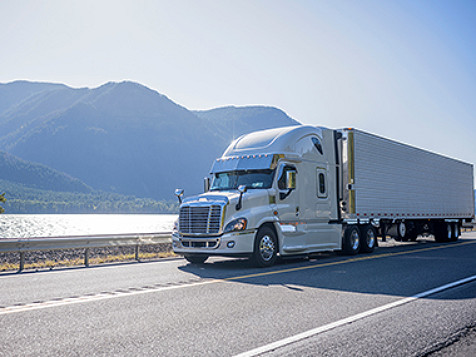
[224,218,247,233]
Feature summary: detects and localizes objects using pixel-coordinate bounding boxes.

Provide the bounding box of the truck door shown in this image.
[275,162,307,253]
[305,166,340,249]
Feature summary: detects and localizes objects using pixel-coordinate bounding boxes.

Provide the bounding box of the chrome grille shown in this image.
[179,205,222,234]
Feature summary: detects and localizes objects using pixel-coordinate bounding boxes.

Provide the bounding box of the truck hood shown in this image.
[182,191,238,205]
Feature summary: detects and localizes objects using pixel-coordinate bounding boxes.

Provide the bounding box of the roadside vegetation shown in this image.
[0,251,177,272]
[0,192,5,213]
[0,179,178,214]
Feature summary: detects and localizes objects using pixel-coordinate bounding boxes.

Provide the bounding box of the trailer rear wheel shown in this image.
[343,226,361,255]
[434,222,451,243]
[449,223,459,242]
[406,230,418,242]
[360,225,377,253]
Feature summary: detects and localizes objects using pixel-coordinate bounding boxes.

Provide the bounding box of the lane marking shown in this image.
[1,240,475,315]
[225,240,476,281]
[0,279,220,315]
[234,274,476,357]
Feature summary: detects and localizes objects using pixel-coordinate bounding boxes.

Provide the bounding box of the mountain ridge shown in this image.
[0,80,300,201]
[0,150,92,193]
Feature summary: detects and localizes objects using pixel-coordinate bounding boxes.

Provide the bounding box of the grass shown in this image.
[0,251,177,272]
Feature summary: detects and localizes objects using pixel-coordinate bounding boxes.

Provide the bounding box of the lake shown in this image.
[0,214,177,239]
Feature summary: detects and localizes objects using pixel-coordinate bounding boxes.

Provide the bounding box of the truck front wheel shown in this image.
[251,226,278,267]
[184,254,208,265]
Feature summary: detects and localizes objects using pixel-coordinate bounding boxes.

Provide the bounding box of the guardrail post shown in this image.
[84,248,90,267]
[19,252,25,272]
[135,245,140,262]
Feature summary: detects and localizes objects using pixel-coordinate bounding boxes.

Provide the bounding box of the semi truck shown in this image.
[173,125,475,267]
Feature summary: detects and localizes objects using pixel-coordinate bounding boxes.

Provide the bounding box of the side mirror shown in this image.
[286,170,297,190]
[204,177,210,193]
[174,188,184,204]
[236,185,247,211]
[279,169,297,200]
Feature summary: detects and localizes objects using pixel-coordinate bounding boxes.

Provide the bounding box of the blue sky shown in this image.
[1,0,475,170]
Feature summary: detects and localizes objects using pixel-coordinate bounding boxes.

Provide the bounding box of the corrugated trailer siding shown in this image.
[352,130,474,218]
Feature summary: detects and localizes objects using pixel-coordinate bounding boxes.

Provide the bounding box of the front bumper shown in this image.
[172,230,256,256]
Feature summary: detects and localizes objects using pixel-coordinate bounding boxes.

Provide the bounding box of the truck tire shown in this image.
[434,222,450,243]
[396,221,407,241]
[450,223,459,242]
[406,230,418,242]
[343,225,361,255]
[360,225,377,253]
[184,254,208,264]
[251,226,278,267]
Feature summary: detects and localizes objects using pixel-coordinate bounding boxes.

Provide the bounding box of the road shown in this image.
[1,233,476,356]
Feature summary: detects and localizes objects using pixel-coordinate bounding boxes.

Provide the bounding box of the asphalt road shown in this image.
[1,233,476,356]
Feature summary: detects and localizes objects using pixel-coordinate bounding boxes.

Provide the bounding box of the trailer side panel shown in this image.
[344,129,474,220]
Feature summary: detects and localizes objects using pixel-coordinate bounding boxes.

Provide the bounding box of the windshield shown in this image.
[210,169,275,191]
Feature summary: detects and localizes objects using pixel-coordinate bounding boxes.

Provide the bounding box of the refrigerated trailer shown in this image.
[173,125,474,266]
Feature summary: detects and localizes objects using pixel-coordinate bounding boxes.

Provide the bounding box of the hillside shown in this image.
[0,151,92,193]
[0,81,300,200]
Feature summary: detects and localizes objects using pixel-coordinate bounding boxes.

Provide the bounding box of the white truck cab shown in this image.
[173,125,474,266]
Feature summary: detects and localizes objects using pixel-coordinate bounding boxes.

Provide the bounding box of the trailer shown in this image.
[173,125,474,266]
[341,129,474,242]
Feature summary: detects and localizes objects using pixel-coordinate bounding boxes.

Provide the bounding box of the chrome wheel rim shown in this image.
[447,224,452,239]
[259,235,275,261]
[399,222,406,237]
[351,229,360,251]
[366,229,376,248]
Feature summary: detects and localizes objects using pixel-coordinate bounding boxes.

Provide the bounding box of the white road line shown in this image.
[0,279,219,315]
[234,274,476,357]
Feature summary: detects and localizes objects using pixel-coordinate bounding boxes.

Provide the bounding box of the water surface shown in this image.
[0,214,177,239]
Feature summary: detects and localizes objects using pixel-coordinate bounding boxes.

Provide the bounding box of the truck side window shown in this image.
[312,137,323,155]
[317,169,328,198]
[319,173,326,194]
[278,165,296,190]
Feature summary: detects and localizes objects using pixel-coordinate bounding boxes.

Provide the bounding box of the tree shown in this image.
[0,192,6,214]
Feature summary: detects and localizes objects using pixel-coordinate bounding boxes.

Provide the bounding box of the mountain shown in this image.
[194,106,300,141]
[0,150,92,193]
[0,81,300,200]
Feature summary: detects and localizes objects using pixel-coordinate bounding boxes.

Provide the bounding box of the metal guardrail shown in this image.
[0,232,172,272]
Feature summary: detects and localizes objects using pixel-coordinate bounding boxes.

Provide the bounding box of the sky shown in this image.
[1,0,475,171]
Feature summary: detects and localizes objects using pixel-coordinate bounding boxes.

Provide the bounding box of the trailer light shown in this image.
[224,218,247,233]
